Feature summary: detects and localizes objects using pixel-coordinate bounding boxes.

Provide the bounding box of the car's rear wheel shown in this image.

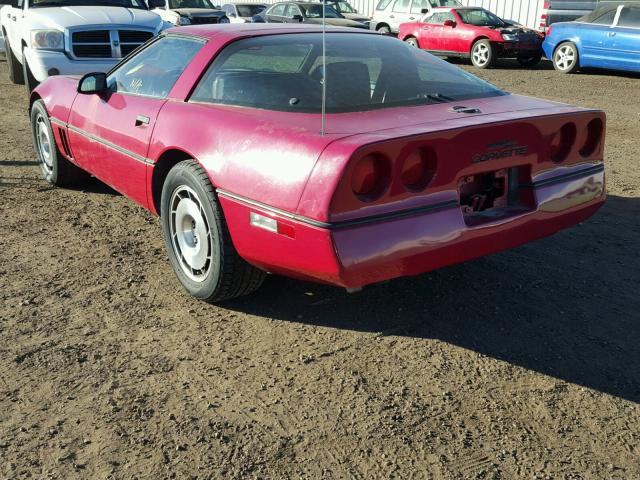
[470,39,495,69]
[553,42,579,73]
[160,160,265,303]
[30,100,89,187]
[517,54,542,67]
[404,36,419,48]
[22,48,40,94]
[376,24,391,35]
[5,41,25,85]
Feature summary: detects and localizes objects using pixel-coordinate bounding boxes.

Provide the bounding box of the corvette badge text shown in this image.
[472,140,529,163]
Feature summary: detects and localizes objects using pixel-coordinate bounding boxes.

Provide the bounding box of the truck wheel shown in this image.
[22,48,40,94]
[160,160,266,303]
[471,39,496,69]
[30,100,88,187]
[553,42,579,74]
[6,43,25,85]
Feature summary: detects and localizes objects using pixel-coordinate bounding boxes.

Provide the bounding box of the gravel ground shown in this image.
[0,57,639,480]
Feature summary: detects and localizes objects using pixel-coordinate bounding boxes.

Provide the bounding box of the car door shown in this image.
[265,3,286,22]
[388,0,413,32]
[416,12,444,51]
[578,6,618,66]
[284,3,303,23]
[67,35,204,206]
[605,6,640,71]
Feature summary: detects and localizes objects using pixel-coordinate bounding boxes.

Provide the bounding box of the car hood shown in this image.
[173,8,225,17]
[26,6,163,30]
[304,17,367,27]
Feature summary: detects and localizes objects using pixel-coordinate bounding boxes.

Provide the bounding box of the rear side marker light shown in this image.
[580,118,603,158]
[249,212,295,238]
[550,123,576,163]
[401,147,437,191]
[351,153,391,202]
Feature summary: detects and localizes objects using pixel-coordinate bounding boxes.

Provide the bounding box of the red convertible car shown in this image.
[399,7,545,68]
[30,24,605,303]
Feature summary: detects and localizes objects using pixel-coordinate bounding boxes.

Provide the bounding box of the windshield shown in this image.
[236,4,266,16]
[457,9,505,27]
[30,0,147,7]
[169,0,214,8]
[300,4,342,18]
[191,33,505,113]
[327,1,356,13]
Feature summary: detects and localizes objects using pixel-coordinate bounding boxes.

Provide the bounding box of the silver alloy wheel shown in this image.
[35,114,53,176]
[169,185,213,282]
[555,44,576,71]
[472,43,490,66]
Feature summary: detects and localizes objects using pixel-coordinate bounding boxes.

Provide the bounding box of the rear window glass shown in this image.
[190,33,504,113]
[618,7,640,28]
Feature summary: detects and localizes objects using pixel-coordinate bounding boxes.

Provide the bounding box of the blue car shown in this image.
[542,4,640,74]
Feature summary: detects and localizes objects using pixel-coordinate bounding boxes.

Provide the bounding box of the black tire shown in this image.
[404,36,419,48]
[376,24,391,35]
[160,160,266,303]
[22,48,40,94]
[552,41,580,74]
[517,54,542,67]
[30,100,89,187]
[5,41,25,85]
[470,39,496,69]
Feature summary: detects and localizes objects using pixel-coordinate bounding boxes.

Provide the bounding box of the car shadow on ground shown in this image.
[224,195,640,404]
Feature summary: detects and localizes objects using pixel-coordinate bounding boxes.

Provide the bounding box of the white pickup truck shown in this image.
[1,0,169,92]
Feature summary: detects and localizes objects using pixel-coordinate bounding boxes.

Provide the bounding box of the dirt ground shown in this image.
[1,56,639,480]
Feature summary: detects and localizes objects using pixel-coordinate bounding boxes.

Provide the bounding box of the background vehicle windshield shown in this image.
[30,0,146,7]
[169,0,214,8]
[434,0,461,5]
[191,33,504,113]
[300,4,342,18]
[327,1,356,14]
[237,4,266,16]
[457,9,505,27]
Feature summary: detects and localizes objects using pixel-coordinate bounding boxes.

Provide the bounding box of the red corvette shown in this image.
[399,7,544,68]
[30,24,605,303]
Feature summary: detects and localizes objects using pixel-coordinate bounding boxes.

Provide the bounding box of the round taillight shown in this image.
[550,123,577,163]
[351,154,390,201]
[580,118,603,158]
[401,147,437,192]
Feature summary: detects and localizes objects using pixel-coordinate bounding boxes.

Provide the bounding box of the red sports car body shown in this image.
[399,7,544,68]
[30,24,605,302]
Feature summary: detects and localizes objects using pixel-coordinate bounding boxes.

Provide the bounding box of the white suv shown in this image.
[370,0,461,34]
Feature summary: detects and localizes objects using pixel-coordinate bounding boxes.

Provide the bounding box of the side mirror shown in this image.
[292,14,303,21]
[420,8,428,14]
[78,72,107,94]
[148,0,166,8]
[443,19,456,27]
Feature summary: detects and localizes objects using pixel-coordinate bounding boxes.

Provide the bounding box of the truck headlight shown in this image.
[178,16,191,25]
[31,30,64,51]
[501,33,519,42]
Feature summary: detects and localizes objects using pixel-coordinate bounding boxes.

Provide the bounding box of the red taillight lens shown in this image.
[580,118,603,158]
[550,123,577,163]
[401,147,437,191]
[543,1,549,9]
[351,154,391,201]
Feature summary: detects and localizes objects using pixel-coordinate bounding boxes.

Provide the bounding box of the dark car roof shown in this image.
[170,22,375,39]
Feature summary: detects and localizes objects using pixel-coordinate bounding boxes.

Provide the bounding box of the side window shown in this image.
[427,13,444,24]
[270,4,285,16]
[591,9,616,26]
[410,0,428,14]
[376,0,392,10]
[107,36,203,98]
[285,4,300,17]
[393,0,410,13]
[618,7,640,28]
[442,12,455,23]
[12,0,24,8]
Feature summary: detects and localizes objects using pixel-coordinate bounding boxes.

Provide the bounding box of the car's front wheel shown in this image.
[160,160,265,303]
[470,39,496,69]
[30,100,88,187]
[553,42,579,73]
[404,36,419,48]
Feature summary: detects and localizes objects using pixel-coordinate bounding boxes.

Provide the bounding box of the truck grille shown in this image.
[190,16,220,24]
[71,29,154,59]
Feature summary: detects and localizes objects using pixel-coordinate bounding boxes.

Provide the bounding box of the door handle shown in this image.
[11,15,16,21]
[409,16,415,20]
[608,31,616,37]
[135,115,150,127]
[389,14,394,18]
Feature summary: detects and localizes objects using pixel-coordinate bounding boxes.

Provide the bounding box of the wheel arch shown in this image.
[150,148,215,216]
[376,22,390,31]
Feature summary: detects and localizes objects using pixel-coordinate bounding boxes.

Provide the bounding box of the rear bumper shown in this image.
[219,163,605,289]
